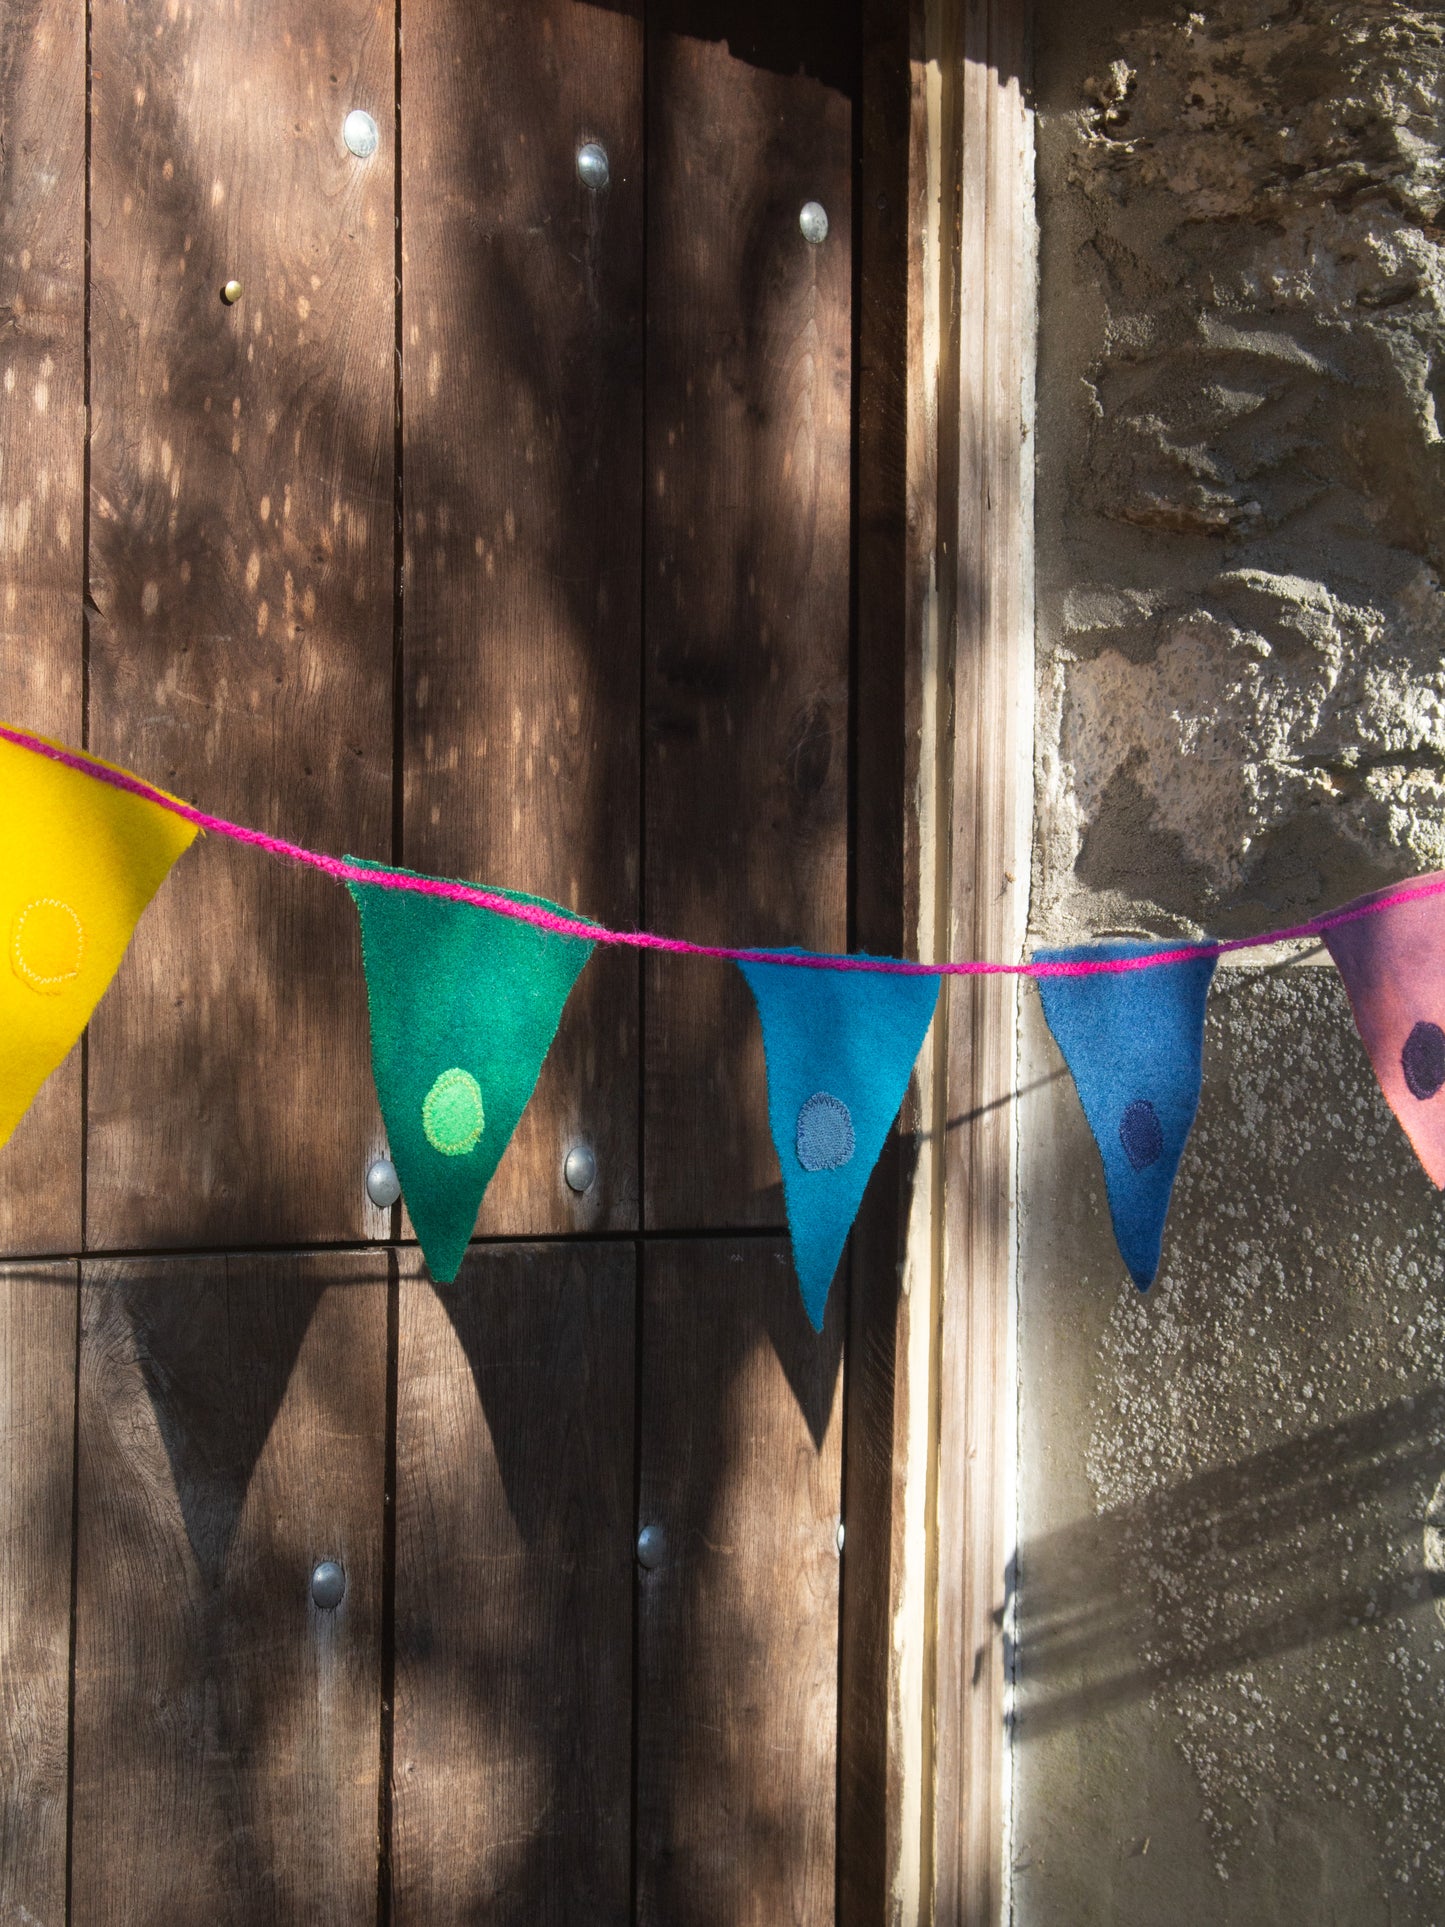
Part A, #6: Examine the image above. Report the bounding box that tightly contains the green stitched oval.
[421,1067,485,1156]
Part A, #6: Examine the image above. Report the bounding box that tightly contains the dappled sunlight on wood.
[86,0,395,1249]
[392,1247,633,1917]
[637,1240,842,1923]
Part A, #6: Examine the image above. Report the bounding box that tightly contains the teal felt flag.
[347,859,595,1282]
[738,954,940,1330]
[1035,942,1216,1289]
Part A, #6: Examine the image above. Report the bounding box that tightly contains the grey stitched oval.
[796,1092,855,1172]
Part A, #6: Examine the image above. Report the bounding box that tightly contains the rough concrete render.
[1017,0,1445,1917]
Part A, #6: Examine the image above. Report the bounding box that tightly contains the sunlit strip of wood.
[839,2,947,1920]
[932,1,1036,1921]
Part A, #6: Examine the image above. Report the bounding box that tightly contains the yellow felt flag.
[0,730,197,1147]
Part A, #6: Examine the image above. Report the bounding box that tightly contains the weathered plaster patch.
[1052,575,1445,905]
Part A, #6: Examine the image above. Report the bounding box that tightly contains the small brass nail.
[221,279,243,305]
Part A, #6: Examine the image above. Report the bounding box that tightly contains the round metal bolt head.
[576,141,610,191]
[311,1560,346,1610]
[366,1156,401,1209]
[564,1143,597,1195]
[636,1524,665,1570]
[221,279,243,305]
[343,109,379,158]
[799,200,829,244]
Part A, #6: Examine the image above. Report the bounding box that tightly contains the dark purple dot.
[1119,1099,1163,1172]
[1401,1021,1445,1101]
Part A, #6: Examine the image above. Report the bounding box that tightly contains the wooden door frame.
[0,0,1031,1911]
[845,1,1034,1920]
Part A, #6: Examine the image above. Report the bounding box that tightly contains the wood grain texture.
[85,0,396,1250]
[0,0,85,1254]
[71,1251,387,1925]
[400,0,643,1241]
[636,1238,844,1926]
[391,1243,634,1923]
[0,1261,76,1923]
[643,9,855,1230]
[840,1,937,1917]
[932,1,1035,1919]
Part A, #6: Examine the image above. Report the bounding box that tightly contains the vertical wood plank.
[840,0,938,1917]
[71,1251,387,1925]
[0,0,85,1253]
[933,0,1035,1919]
[391,1243,634,1923]
[644,12,855,1229]
[401,0,644,1239]
[636,1238,844,1926]
[0,1261,76,1923]
[86,0,396,1249]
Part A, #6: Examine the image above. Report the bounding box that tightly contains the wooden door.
[0,1,924,1919]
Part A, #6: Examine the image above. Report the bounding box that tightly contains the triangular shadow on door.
[420,1244,635,1549]
[116,1261,327,1591]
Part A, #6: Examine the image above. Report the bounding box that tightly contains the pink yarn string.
[4,720,1441,978]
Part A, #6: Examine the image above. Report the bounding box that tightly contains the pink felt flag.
[1324,870,1445,1186]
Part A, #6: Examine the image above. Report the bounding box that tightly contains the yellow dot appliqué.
[11,898,84,995]
[422,1067,485,1156]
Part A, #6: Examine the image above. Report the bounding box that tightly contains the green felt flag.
[347,859,596,1282]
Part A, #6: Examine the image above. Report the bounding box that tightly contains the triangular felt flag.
[0,729,197,1146]
[738,954,939,1330]
[1322,871,1445,1187]
[347,859,595,1282]
[1035,941,1217,1290]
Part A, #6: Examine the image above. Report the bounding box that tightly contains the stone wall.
[1017,1,1445,1917]
[1034,0,1445,940]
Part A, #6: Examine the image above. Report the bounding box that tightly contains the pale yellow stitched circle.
[11,898,84,996]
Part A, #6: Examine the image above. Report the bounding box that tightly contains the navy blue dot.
[796,1092,855,1172]
[1401,1021,1445,1101]
[1119,1099,1163,1172]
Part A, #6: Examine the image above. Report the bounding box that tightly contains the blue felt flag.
[1035,941,1216,1289]
[738,955,940,1330]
